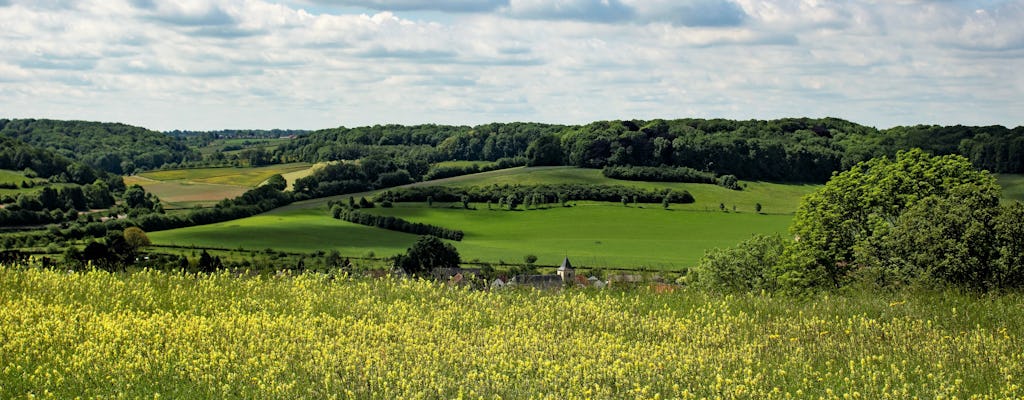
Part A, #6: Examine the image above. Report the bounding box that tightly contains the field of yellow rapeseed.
[1,266,1022,399]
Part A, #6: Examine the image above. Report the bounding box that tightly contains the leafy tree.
[265,174,287,191]
[525,135,563,166]
[393,235,461,277]
[994,203,1024,288]
[755,203,762,213]
[524,254,538,265]
[693,234,787,292]
[785,149,1000,289]
[662,196,670,209]
[123,227,151,251]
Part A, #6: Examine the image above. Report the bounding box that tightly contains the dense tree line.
[0,119,199,174]
[0,184,117,226]
[602,165,717,184]
[376,184,695,205]
[331,204,464,241]
[0,136,102,184]
[423,157,527,181]
[272,118,1022,184]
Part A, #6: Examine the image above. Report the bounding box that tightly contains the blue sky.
[0,0,1021,131]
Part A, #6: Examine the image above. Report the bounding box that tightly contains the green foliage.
[0,119,198,174]
[393,235,461,276]
[602,165,717,184]
[717,174,740,190]
[786,149,1013,290]
[264,174,287,191]
[378,183,694,205]
[693,234,787,292]
[331,205,464,241]
[525,135,564,166]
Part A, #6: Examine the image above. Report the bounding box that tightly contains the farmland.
[125,163,312,209]
[149,167,812,269]
[2,267,1021,399]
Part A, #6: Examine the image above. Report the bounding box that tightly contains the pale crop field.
[138,163,311,187]
[1,267,1021,399]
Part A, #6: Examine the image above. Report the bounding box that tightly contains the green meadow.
[149,202,791,270]
[150,167,807,270]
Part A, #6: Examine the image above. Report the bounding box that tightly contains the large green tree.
[785,149,1001,289]
[524,135,563,166]
[393,235,461,277]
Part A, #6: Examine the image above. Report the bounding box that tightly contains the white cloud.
[0,0,1020,130]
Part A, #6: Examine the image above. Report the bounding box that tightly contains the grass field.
[151,202,792,269]
[286,166,820,215]
[3,267,1022,399]
[997,174,1024,203]
[149,207,415,259]
[151,166,806,269]
[371,203,791,268]
[413,166,817,214]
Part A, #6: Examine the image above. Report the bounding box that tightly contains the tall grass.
[2,266,1021,399]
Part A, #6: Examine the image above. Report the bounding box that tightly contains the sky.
[0,0,1021,131]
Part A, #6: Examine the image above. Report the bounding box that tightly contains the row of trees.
[422,157,527,181]
[694,149,1024,292]
[270,118,1022,184]
[376,184,695,205]
[330,204,464,241]
[601,165,741,190]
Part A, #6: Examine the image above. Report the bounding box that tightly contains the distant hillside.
[0,119,199,174]
[271,118,1024,183]
[0,135,101,184]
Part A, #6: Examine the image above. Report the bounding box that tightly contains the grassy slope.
[367,203,792,268]
[151,167,809,269]
[149,207,416,258]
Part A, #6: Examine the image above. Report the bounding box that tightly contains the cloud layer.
[0,0,1021,130]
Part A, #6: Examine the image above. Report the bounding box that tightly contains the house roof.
[557,257,573,271]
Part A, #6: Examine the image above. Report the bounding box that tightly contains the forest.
[272,118,1024,184]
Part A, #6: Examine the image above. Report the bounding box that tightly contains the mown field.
[2,267,1021,399]
[126,163,312,209]
[151,167,811,269]
[139,163,311,187]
